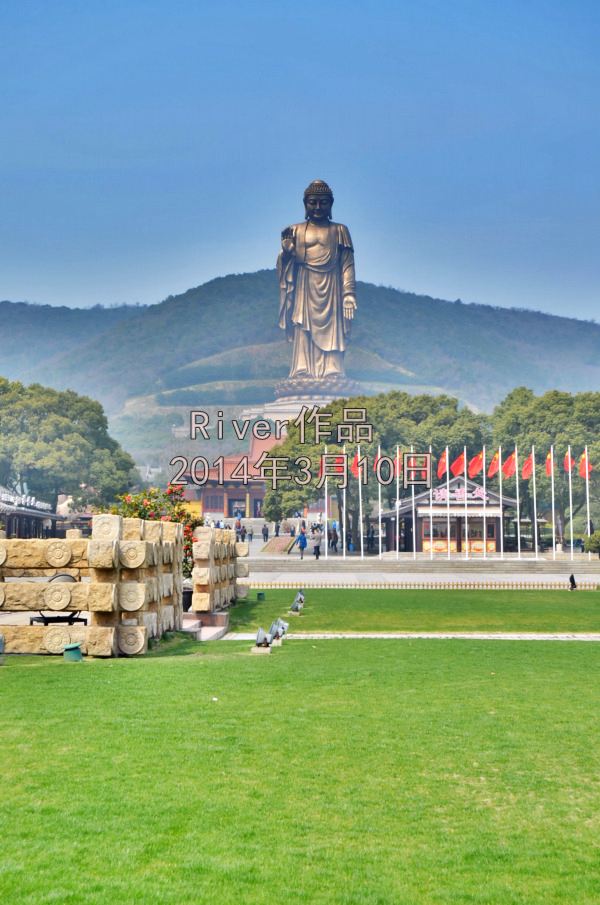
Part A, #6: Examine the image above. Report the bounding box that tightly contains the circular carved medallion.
[43,585,72,611]
[46,541,72,567]
[119,542,145,569]
[45,626,72,654]
[119,585,144,612]
[118,627,145,655]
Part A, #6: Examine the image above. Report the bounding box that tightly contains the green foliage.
[490,387,600,537]
[109,484,202,577]
[0,376,137,508]
[585,531,600,557]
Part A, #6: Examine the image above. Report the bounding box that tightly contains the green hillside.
[3,270,600,463]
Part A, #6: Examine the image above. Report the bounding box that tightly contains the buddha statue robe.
[277,220,356,379]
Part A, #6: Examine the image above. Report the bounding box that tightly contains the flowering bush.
[110,485,202,577]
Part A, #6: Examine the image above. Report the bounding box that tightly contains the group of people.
[233,519,253,543]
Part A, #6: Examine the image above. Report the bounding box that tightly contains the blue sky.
[1,0,599,316]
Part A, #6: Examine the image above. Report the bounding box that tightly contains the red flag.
[373,450,381,472]
[468,450,484,479]
[564,450,574,472]
[521,452,534,480]
[579,451,593,478]
[437,449,448,480]
[450,451,465,477]
[545,451,553,477]
[317,455,323,479]
[502,450,516,478]
[394,450,402,477]
[487,450,500,478]
[334,455,345,474]
[351,452,359,478]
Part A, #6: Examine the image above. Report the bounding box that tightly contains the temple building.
[0,486,62,538]
[182,434,283,521]
[380,476,518,554]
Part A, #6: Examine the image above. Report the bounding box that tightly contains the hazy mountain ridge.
[2,271,600,461]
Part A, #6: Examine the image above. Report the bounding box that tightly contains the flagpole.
[531,445,538,560]
[446,445,451,559]
[499,446,504,560]
[378,443,382,560]
[342,444,347,560]
[483,446,487,559]
[324,444,328,561]
[429,444,434,560]
[463,445,469,559]
[585,445,591,561]
[358,443,364,561]
[395,445,400,560]
[568,444,574,562]
[515,444,521,559]
[550,446,556,561]
[410,444,416,560]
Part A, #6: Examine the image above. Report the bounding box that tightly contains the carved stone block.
[117,625,148,656]
[118,582,148,612]
[118,541,153,569]
[92,514,123,541]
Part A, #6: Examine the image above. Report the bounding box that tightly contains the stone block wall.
[191,527,249,612]
[0,514,183,657]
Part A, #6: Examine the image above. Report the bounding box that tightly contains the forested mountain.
[2,270,600,461]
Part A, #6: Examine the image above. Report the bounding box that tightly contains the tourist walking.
[262,524,269,543]
[312,527,322,560]
[296,529,308,560]
[331,527,338,554]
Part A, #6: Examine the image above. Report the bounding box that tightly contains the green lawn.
[1,639,600,904]
[229,588,600,633]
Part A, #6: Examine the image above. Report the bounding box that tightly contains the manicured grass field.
[1,639,600,904]
[229,588,600,633]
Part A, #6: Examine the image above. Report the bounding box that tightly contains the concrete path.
[226,631,600,642]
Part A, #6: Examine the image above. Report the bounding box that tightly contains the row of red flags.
[437,449,593,481]
[320,449,594,481]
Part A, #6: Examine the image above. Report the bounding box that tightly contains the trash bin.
[257,592,265,601]
[63,642,83,662]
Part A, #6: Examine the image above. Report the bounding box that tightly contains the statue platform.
[241,376,361,424]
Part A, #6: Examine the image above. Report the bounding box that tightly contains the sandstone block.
[123,517,145,540]
[88,540,119,569]
[236,561,250,578]
[235,542,249,557]
[144,521,163,543]
[192,591,212,612]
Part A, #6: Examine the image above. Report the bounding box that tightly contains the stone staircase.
[252,556,600,574]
